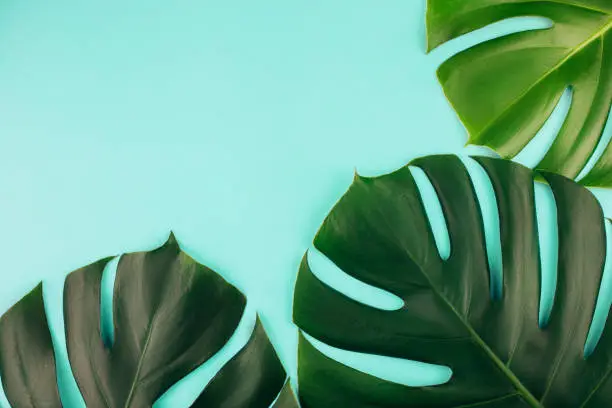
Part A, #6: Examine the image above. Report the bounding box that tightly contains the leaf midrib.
[470,17,612,144]
[123,315,158,408]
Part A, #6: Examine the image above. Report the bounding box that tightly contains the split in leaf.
[0,234,297,408]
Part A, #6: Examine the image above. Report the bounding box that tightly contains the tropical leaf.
[0,234,297,408]
[426,0,612,186]
[294,155,612,407]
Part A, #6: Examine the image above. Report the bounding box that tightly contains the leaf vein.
[452,392,521,408]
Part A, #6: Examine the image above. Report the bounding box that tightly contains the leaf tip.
[22,282,45,306]
[165,231,179,247]
[300,251,310,269]
[353,168,369,183]
[425,39,436,54]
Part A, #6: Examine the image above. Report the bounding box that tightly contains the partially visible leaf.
[0,284,61,407]
[192,318,296,408]
[0,234,297,408]
[294,155,612,407]
[427,0,612,186]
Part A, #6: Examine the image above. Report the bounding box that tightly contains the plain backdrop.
[0,0,611,406]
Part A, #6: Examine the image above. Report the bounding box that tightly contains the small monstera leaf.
[426,1,612,186]
[0,234,297,408]
[294,155,612,407]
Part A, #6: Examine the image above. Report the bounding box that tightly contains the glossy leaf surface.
[0,234,297,408]
[294,155,612,407]
[427,1,612,186]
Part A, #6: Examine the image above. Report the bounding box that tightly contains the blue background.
[0,0,611,406]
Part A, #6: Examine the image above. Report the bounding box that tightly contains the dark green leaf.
[294,155,612,407]
[192,318,293,408]
[427,0,612,186]
[0,284,62,407]
[0,234,297,408]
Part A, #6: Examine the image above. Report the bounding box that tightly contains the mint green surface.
[0,0,611,406]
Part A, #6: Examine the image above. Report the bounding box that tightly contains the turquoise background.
[0,0,611,406]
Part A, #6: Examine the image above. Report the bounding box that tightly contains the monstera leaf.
[294,155,612,407]
[426,1,612,186]
[0,234,297,408]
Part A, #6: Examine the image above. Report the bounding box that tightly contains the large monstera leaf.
[0,234,297,408]
[426,0,612,186]
[294,155,612,407]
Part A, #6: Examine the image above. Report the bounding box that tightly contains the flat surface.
[0,0,611,406]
